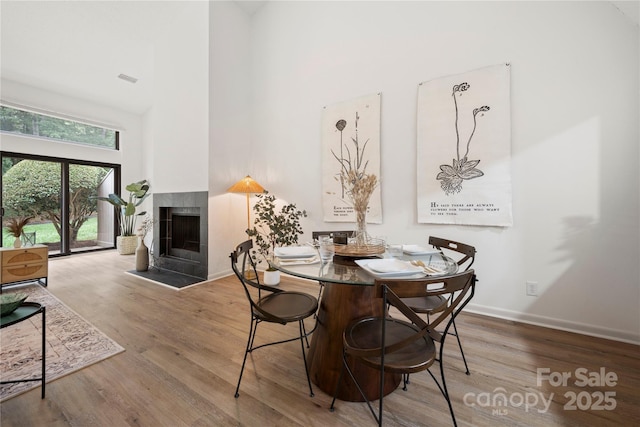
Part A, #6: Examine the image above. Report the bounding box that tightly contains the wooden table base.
[307,281,400,401]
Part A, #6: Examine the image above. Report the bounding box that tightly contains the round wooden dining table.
[272,250,458,402]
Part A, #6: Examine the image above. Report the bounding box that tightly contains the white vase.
[13,237,22,248]
[263,269,280,286]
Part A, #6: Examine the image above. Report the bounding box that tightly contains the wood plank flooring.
[1,250,638,426]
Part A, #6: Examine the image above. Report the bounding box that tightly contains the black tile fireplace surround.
[153,191,208,280]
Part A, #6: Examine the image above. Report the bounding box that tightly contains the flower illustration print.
[436,82,490,195]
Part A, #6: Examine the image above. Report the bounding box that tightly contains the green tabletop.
[1,302,43,328]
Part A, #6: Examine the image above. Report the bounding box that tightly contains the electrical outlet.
[526,281,538,296]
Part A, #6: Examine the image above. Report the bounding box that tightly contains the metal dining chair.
[329,270,477,426]
[402,236,476,375]
[231,239,318,398]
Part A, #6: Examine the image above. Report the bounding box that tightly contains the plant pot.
[263,269,280,286]
[116,235,137,255]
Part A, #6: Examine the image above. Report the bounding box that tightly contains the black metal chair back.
[429,236,476,271]
[330,270,476,427]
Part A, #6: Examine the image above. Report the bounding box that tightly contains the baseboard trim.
[465,303,640,345]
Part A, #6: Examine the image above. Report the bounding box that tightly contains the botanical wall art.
[417,63,513,226]
[321,93,382,225]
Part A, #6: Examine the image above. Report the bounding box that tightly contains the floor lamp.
[228,175,265,279]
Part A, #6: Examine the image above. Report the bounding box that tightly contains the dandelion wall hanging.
[417,63,513,227]
[436,82,489,195]
[321,93,382,233]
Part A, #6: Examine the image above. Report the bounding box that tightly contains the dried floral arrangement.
[4,216,33,238]
[332,112,378,245]
[137,215,156,238]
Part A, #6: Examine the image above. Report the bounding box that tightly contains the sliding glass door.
[1,152,118,256]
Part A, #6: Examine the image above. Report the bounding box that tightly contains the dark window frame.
[1,150,121,257]
[0,104,120,150]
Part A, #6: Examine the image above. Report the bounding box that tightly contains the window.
[0,105,118,149]
[1,152,119,256]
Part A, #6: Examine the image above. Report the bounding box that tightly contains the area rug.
[0,284,125,401]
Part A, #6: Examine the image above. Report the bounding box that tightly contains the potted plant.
[246,191,307,285]
[3,216,33,248]
[96,179,150,255]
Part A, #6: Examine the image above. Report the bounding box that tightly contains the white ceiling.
[610,0,640,24]
[1,1,637,116]
[0,1,188,115]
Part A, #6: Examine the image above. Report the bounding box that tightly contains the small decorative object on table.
[333,237,386,265]
[22,231,37,247]
[263,269,280,286]
[1,293,28,317]
[3,216,34,249]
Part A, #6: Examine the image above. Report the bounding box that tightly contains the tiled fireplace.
[153,191,208,280]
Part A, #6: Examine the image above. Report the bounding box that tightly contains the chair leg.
[301,319,311,348]
[329,358,345,411]
[427,331,458,426]
[427,367,457,427]
[234,317,257,398]
[402,373,410,390]
[450,319,470,375]
[440,357,458,427]
[330,352,382,425]
[298,320,314,397]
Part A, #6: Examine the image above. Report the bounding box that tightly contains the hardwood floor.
[1,250,638,426]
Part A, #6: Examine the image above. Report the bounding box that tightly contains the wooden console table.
[0,245,48,289]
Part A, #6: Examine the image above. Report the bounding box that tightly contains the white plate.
[277,256,320,266]
[274,246,317,259]
[402,245,441,255]
[355,259,426,278]
[367,259,417,273]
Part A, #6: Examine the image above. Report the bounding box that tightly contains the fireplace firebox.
[153,191,208,279]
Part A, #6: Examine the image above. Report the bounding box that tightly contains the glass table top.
[271,251,458,285]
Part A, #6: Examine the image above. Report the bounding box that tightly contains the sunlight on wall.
[523,116,600,303]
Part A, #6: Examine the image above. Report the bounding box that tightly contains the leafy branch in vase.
[436,82,490,195]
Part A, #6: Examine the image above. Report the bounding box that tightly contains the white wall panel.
[246,0,639,342]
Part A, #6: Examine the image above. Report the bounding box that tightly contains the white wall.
[147,1,209,194]
[208,1,255,276]
[241,1,639,342]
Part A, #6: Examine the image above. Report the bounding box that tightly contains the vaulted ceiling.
[1,1,636,116]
